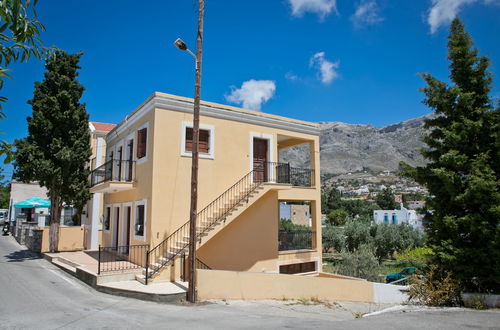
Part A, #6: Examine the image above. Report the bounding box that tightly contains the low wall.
[40,226,84,252]
[197,269,375,302]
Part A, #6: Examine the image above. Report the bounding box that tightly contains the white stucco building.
[373,203,423,230]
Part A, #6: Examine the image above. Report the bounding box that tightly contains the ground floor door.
[113,206,120,249]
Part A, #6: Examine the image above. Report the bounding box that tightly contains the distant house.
[373,204,423,230]
[407,200,425,210]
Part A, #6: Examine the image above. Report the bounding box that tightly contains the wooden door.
[114,207,120,249]
[253,138,268,182]
[125,206,131,254]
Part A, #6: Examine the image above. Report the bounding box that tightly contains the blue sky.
[1,0,500,156]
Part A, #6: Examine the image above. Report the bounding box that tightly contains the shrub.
[279,219,309,231]
[337,245,380,282]
[327,209,348,226]
[322,225,344,253]
[408,265,462,306]
[372,224,425,261]
[463,295,487,310]
[343,219,372,252]
[394,247,434,269]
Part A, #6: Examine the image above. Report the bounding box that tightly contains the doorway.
[113,206,120,249]
[253,137,268,182]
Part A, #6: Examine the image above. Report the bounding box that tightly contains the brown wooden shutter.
[199,129,209,153]
[185,127,193,152]
[137,128,147,158]
[185,127,210,154]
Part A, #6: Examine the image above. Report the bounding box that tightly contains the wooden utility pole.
[187,0,204,304]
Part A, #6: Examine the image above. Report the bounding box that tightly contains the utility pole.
[187,0,204,303]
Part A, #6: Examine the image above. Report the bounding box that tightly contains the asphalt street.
[0,235,498,329]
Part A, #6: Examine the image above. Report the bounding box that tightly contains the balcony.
[255,162,315,187]
[90,159,135,193]
[278,230,316,251]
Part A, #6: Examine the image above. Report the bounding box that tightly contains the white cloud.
[288,0,337,18]
[285,71,299,81]
[310,52,339,84]
[225,80,276,111]
[427,0,498,33]
[351,1,384,28]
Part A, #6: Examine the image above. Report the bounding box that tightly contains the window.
[279,262,316,274]
[104,207,111,230]
[392,214,397,224]
[185,127,210,153]
[384,214,389,224]
[181,122,214,159]
[135,203,145,237]
[137,127,147,159]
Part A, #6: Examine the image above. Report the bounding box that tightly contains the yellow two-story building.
[89,92,322,284]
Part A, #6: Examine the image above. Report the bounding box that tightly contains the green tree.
[375,188,397,210]
[401,19,500,292]
[0,0,48,118]
[322,225,345,253]
[13,51,91,252]
[327,209,348,226]
[0,168,10,208]
[338,244,380,281]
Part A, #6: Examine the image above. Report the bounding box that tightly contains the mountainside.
[281,114,433,174]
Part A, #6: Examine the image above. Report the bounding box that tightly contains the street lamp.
[173,0,204,304]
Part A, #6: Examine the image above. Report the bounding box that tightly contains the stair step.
[149,262,162,269]
[142,268,154,276]
[135,274,147,285]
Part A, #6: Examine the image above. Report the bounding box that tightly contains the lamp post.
[173,0,204,304]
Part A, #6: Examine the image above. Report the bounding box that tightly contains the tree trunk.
[49,193,61,253]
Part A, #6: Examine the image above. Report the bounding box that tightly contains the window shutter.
[185,127,210,154]
[137,128,147,158]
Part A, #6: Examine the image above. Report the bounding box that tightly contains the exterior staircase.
[136,168,282,284]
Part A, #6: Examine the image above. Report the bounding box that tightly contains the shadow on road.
[4,248,42,262]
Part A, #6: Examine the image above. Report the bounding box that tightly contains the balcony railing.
[90,159,135,187]
[278,230,315,251]
[259,162,315,187]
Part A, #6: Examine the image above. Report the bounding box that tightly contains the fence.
[97,244,149,274]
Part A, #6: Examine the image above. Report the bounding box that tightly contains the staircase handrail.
[146,168,262,281]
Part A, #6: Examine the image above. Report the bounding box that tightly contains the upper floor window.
[181,122,215,159]
[185,127,210,154]
[137,127,147,159]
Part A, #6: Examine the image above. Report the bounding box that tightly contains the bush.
[279,219,309,231]
[343,219,372,252]
[408,265,462,306]
[463,295,487,310]
[372,224,425,261]
[394,246,434,269]
[322,225,344,253]
[327,209,348,226]
[337,245,380,281]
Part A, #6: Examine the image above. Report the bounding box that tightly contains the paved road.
[0,235,499,330]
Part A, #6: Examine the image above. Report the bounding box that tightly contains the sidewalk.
[43,250,188,302]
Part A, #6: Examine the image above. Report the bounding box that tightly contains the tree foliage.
[13,51,90,252]
[375,188,397,210]
[400,19,500,292]
[0,0,48,118]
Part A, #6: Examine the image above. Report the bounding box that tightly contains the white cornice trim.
[107,94,319,144]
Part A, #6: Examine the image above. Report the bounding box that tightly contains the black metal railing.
[90,159,135,186]
[180,254,211,282]
[266,162,315,187]
[97,244,149,274]
[278,230,315,251]
[145,169,262,284]
[143,163,315,283]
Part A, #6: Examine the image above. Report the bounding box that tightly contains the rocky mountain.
[281,114,433,174]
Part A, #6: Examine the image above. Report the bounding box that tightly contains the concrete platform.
[43,250,187,303]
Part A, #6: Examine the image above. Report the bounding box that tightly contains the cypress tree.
[14,51,91,252]
[401,19,500,292]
